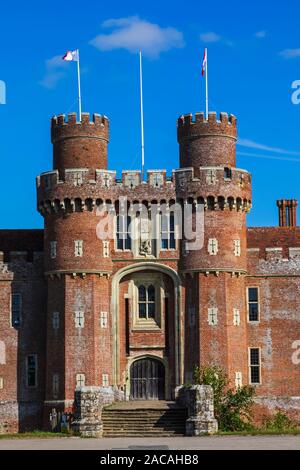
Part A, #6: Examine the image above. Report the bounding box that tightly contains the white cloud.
[238,138,300,156]
[200,32,221,43]
[254,30,267,38]
[200,31,233,46]
[238,151,300,163]
[279,48,300,59]
[90,16,184,58]
[39,55,68,89]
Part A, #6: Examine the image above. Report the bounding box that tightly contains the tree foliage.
[194,365,255,431]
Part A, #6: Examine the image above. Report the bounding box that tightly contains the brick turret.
[39,111,113,426]
[178,111,251,389]
[177,112,237,173]
[51,112,109,175]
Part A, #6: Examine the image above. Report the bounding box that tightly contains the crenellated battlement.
[247,245,300,275]
[37,166,251,194]
[51,112,109,143]
[177,112,237,141]
[36,166,252,216]
[0,250,43,282]
[51,111,110,172]
[37,169,172,190]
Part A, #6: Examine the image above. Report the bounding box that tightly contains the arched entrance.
[111,262,183,388]
[130,357,165,400]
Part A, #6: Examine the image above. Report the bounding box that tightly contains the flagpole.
[205,48,208,119]
[139,51,145,180]
[77,49,82,121]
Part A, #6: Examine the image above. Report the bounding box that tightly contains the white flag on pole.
[62,50,79,62]
[62,49,82,120]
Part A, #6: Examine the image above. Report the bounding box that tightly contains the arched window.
[138,285,156,319]
[116,215,132,250]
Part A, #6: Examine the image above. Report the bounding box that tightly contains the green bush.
[193,365,255,431]
[263,411,297,431]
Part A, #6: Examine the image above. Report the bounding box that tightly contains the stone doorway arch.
[130,356,165,400]
[111,262,183,390]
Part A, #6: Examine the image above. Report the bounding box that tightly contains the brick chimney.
[277,199,298,227]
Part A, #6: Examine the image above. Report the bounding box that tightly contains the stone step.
[102,416,186,420]
[103,410,187,414]
[105,401,180,409]
[102,406,187,437]
[103,422,185,426]
[103,410,185,414]
[103,427,185,431]
[103,429,186,434]
[103,424,186,428]
[103,412,186,414]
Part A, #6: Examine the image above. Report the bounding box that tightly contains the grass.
[0,430,71,439]
[218,428,300,436]
[1,427,300,439]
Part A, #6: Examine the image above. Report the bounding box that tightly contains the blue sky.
[1,0,300,228]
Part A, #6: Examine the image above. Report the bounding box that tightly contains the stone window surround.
[233,308,241,326]
[114,211,178,257]
[74,240,83,257]
[76,373,86,388]
[75,309,85,328]
[160,211,177,251]
[234,239,241,257]
[235,371,243,388]
[0,341,5,365]
[208,238,218,256]
[248,347,261,385]
[103,240,110,258]
[207,307,218,325]
[102,373,109,387]
[0,377,3,389]
[115,214,132,252]
[127,273,165,331]
[100,311,108,329]
[247,286,260,323]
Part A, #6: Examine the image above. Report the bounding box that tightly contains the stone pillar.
[72,386,103,438]
[176,385,218,436]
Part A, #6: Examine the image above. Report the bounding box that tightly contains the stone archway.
[111,262,183,390]
[130,356,165,400]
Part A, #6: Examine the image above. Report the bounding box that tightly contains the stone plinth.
[176,385,218,436]
[71,386,103,438]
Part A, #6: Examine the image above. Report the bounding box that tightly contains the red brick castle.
[0,110,300,433]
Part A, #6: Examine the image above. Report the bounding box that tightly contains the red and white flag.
[202,48,207,77]
[62,50,79,62]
